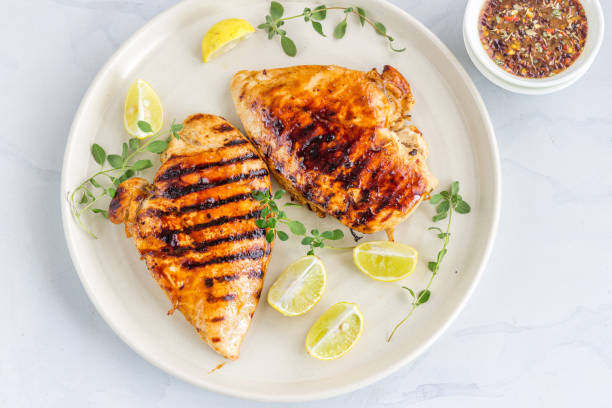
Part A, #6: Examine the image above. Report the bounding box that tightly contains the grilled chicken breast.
[231,65,437,238]
[109,114,271,360]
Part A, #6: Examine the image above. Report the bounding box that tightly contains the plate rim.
[60,0,502,402]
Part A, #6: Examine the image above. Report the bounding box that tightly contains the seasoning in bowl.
[479,0,588,78]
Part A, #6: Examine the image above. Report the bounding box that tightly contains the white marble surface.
[1,0,611,406]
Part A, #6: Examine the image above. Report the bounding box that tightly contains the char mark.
[155,229,265,256]
[183,246,270,269]
[215,124,234,132]
[161,168,269,199]
[224,138,248,147]
[207,294,236,303]
[211,337,221,342]
[158,210,262,244]
[156,152,257,182]
[210,316,225,322]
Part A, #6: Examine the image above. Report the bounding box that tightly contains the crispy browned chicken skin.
[109,114,271,360]
[231,65,437,237]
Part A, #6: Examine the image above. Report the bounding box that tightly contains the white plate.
[60,0,501,402]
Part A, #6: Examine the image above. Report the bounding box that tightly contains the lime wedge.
[267,255,326,316]
[124,79,163,139]
[201,18,255,63]
[305,302,363,360]
[353,241,418,281]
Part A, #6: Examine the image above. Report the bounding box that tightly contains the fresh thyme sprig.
[258,1,405,57]
[252,189,344,255]
[69,120,183,238]
[387,181,471,341]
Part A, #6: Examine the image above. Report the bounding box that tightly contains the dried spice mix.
[479,0,588,78]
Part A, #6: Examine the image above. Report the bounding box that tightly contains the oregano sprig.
[387,181,471,341]
[69,120,183,238]
[258,2,405,57]
[252,189,344,255]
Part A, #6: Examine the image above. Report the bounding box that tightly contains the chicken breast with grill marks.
[230,65,437,238]
[109,113,271,360]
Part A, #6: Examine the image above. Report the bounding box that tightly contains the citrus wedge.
[267,255,326,316]
[353,241,418,282]
[201,18,255,63]
[124,79,163,139]
[306,302,363,360]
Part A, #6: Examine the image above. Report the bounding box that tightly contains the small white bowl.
[463,0,604,92]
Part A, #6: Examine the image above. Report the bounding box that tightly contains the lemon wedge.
[353,241,418,282]
[306,302,363,360]
[267,255,326,316]
[124,79,164,139]
[201,18,255,63]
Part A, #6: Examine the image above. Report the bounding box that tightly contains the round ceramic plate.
[61,0,501,402]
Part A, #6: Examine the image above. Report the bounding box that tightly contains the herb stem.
[387,197,455,342]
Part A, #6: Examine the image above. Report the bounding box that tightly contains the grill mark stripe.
[156,152,258,182]
[143,189,267,218]
[157,210,262,243]
[154,229,265,256]
[224,138,248,146]
[183,246,270,269]
[161,168,269,199]
[207,294,236,303]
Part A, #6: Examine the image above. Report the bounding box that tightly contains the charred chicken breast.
[109,114,271,360]
[230,65,437,238]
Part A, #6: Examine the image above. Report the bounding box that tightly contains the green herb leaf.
[266,229,275,243]
[89,177,101,188]
[277,230,289,241]
[261,207,270,218]
[288,220,306,235]
[390,43,406,52]
[137,120,153,133]
[455,200,471,214]
[437,200,450,214]
[311,5,327,21]
[427,261,437,272]
[416,290,430,305]
[269,200,279,212]
[312,21,325,36]
[256,219,268,228]
[451,181,459,196]
[440,191,450,199]
[91,208,109,218]
[301,236,314,245]
[121,142,128,160]
[303,7,311,21]
[147,140,168,154]
[80,194,88,204]
[429,194,443,204]
[432,212,447,222]
[311,229,319,236]
[171,121,183,140]
[273,189,286,199]
[374,22,387,35]
[270,1,284,20]
[107,154,124,169]
[252,190,266,201]
[132,159,153,171]
[307,248,315,256]
[91,144,106,165]
[331,229,344,240]
[284,202,301,207]
[321,230,333,239]
[268,218,277,228]
[129,138,140,150]
[334,19,348,39]
[401,286,415,299]
[280,35,297,57]
[344,7,353,13]
[356,7,366,26]
[107,187,117,198]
